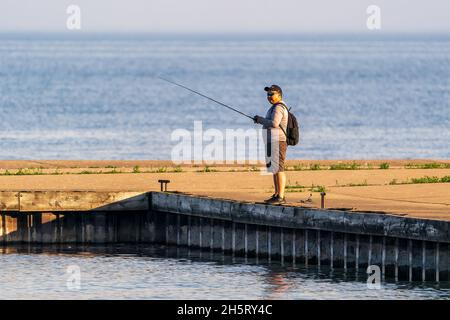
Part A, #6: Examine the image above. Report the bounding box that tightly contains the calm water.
[0,34,449,160]
[0,244,449,300]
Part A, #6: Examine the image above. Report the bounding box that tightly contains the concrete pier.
[1,191,449,281]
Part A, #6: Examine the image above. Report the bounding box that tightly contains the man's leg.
[276,140,287,200]
[277,172,286,199]
[273,174,279,196]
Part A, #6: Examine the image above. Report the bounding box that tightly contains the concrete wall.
[150,193,449,281]
[150,192,450,243]
[0,191,149,212]
[1,191,449,281]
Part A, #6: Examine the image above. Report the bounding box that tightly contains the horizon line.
[1,31,450,40]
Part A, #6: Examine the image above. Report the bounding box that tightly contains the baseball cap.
[264,84,282,96]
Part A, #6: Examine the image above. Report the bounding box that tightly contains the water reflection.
[265,270,295,300]
[0,244,449,300]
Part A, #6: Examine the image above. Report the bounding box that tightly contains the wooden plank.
[18,191,149,212]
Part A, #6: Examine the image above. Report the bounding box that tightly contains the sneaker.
[266,196,286,205]
[264,194,278,203]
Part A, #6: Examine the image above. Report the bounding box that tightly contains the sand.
[0,160,449,221]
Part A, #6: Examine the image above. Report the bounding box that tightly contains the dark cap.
[264,84,282,96]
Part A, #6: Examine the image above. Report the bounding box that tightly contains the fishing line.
[158,77,253,120]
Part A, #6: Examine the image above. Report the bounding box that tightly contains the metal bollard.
[320,192,326,209]
[158,179,170,192]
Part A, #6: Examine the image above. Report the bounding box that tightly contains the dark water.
[1,244,449,300]
[0,34,449,160]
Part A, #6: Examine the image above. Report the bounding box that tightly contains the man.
[253,84,289,204]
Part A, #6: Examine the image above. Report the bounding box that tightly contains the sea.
[1,244,449,300]
[0,33,449,300]
[0,33,449,160]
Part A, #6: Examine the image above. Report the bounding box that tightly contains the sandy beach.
[1,159,449,221]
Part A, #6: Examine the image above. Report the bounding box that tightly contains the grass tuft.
[411,176,441,184]
[173,166,183,173]
[379,162,390,169]
[389,176,450,185]
[346,180,368,187]
[155,167,167,173]
[329,162,360,170]
[405,162,450,169]
[286,181,305,192]
[309,184,326,193]
[197,166,217,173]
[132,165,141,173]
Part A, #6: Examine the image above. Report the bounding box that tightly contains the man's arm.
[254,105,283,128]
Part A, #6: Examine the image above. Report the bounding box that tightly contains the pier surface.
[1,159,449,281]
[0,159,449,220]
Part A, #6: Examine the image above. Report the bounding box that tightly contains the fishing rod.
[158,77,254,120]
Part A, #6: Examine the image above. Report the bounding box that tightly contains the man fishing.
[160,78,294,204]
[253,85,289,204]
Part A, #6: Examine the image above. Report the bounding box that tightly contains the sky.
[1,0,450,33]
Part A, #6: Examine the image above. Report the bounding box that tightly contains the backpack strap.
[277,101,291,112]
[274,102,289,139]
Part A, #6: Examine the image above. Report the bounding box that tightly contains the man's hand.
[253,115,264,124]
